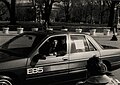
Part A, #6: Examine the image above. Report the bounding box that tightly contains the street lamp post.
[117,7,120,29]
[117,8,120,24]
[111,7,118,41]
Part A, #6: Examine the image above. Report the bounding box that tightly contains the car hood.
[0,50,27,70]
[0,51,23,63]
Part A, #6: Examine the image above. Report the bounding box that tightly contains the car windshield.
[0,33,46,57]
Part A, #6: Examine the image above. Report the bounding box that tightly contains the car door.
[26,35,69,84]
[68,34,101,80]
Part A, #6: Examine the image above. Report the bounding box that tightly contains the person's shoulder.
[85,75,119,85]
[86,75,111,84]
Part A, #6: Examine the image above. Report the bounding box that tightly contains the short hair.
[86,56,107,76]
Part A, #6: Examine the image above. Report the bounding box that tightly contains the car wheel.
[0,79,13,85]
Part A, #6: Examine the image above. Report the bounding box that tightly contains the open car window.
[39,35,67,57]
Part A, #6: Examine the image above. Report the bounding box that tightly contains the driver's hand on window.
[49,52,57,56]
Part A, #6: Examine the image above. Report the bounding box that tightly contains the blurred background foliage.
[0,0,120,27]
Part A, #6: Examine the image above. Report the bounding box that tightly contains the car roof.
[23,30,86,36]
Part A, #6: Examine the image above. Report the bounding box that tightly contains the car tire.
[0,79,13,85]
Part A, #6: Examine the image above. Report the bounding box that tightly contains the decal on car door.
[27,67,43,74]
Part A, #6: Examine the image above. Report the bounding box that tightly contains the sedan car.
[0,31,120,85]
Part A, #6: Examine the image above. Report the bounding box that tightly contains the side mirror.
[30,54,46,67]
[33,54,46,60]
[39,54,46,60]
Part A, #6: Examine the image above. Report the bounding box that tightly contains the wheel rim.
[0,79,12,85]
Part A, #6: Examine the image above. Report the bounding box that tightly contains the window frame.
[36,34,68,58]
[85,37,97,51]
[69,34,90,53]
[85,35,101,51]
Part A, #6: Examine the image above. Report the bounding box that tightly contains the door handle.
[62,58,68,61]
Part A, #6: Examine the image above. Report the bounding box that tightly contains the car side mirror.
[33,54,46,60]
[30,54,46,67]
[39,54,46,60]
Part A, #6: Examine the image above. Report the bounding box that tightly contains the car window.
[70,35,89,53]
[39,36,67,57]
[87,40,97,51]
[1,34,46,57]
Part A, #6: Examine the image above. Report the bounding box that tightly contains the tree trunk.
[42,0,54,30]
[10,0,16,25]
[1,0,11,16]
[108,1,116,28]
[64,1,70,22]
